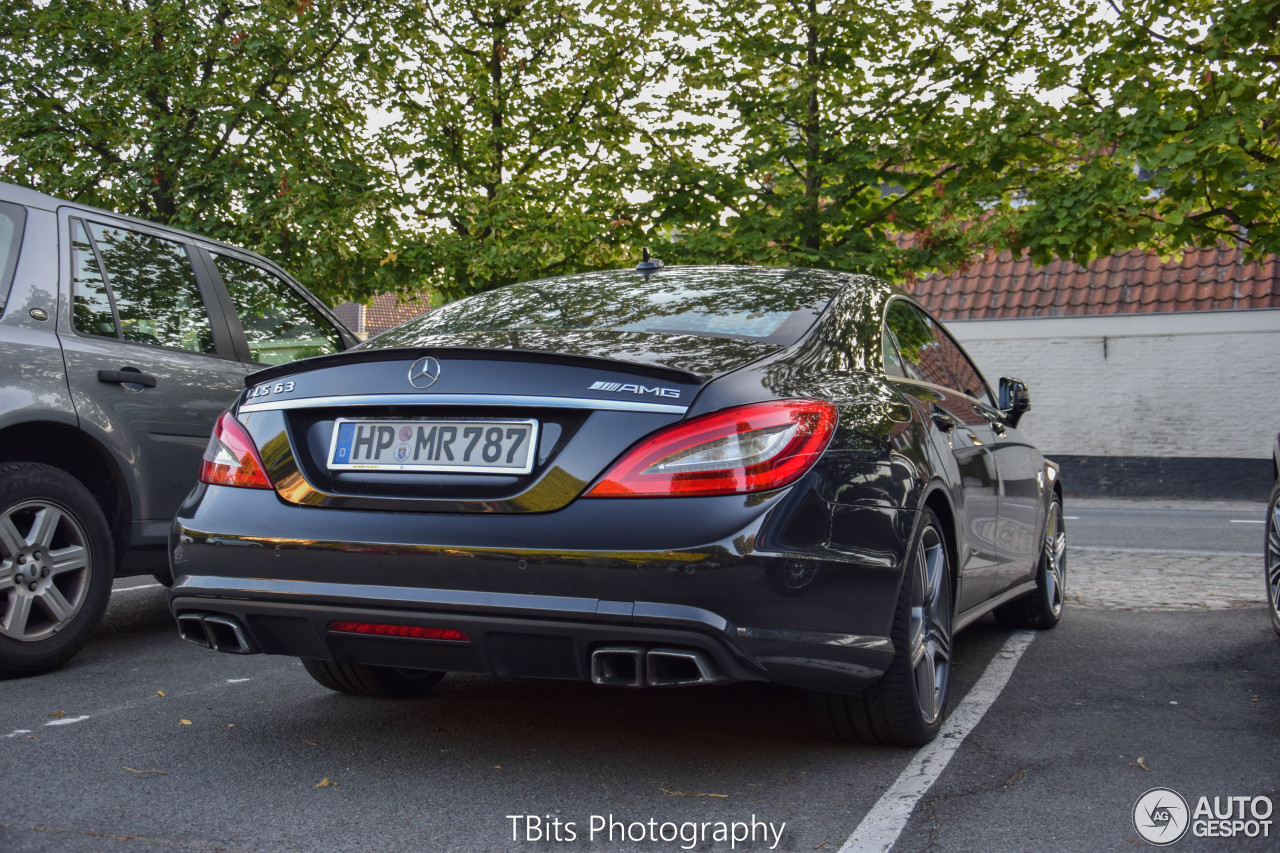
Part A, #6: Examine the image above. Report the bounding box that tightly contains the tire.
[816,508,953,746]
[301,658,446,698]
[0,462,114,677]
[1266,480,1280,638]
[994,493,1066,630]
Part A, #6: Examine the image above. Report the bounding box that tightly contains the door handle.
[930,408,956,432]
[98,369,157,388]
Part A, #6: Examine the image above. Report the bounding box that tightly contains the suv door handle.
[98,369,157,388]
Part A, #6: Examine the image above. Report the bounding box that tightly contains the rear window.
[376,267,840,347]
[0,201,27,312]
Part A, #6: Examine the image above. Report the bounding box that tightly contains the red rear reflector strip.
[328,621,469,642]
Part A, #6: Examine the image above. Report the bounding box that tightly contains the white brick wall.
[947,310,1280,460]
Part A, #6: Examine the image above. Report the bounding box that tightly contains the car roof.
[0,179,261,259]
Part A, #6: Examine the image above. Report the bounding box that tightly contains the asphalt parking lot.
[2,499,1276,852]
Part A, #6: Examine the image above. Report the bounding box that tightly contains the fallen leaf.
[302,740,317,746]
[156,690,165,697]
[180,719,192,726]
[123,767,167,776]
[227,724,235,728]
[47,711,65,719]
[493,765,502,769]
[661,789,728,799]
[316,778,337,788]
[1137,757,1150,772]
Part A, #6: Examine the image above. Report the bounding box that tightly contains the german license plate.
[327,418,538,474]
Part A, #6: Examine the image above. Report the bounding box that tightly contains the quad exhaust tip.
[176,613,257,654]
[591,646,723,688]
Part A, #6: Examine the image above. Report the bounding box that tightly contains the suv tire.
[0,462,114,676]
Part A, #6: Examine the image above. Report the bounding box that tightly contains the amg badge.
[588,380,681,399]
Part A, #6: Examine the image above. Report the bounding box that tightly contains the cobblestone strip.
[1067,548,1265,610]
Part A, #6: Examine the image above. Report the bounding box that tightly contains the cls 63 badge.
[246,381,296,401]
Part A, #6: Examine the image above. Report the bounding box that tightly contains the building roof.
[333,247,1280,336]
[908,245,1280,321]
[333,292,431,337]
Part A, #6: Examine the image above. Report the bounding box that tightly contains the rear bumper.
[168,485,910,692]
[169,575,894,692]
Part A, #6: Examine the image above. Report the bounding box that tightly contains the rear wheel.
[1266,481,1280,637]
[301,658,446,698]
[0,463,113,677]
[816,509,953,746]
[995,493,1066,630]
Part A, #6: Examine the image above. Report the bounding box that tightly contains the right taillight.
[585,399,837,497]
[199,411,273,490]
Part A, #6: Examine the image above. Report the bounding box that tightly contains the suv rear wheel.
[0,462,113,676]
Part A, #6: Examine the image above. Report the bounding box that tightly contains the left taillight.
[585,399,837,498]
[199,411,273,490]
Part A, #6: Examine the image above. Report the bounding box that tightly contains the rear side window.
[213,252,341,365]
[885,300,993,405]
[71,219,217,354]
[0,201,27,312]
[71,220,117,336]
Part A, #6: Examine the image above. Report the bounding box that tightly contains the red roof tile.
[914,246,1280,321]
[332,292,432,336]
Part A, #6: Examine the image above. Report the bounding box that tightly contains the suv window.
[0,201,26,312]
[71,219,216,354]
[213,252,341,365]
[884,300,994,405]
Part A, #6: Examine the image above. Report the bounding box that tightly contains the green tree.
[0,0,402,303]
[639,0,1068,279]
[378,0,674,301]
[971,0,1280,265]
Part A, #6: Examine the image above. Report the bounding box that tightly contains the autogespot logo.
[408,356,442,389]
[1134,788,1191,846]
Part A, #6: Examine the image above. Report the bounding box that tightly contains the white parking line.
[1062,516,1081,520]
[839,630,1037,853]
[1229,519,1264,524]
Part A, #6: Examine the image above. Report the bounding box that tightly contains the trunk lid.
[235,335,776,514]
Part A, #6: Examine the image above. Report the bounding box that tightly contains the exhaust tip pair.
[176,613,257,654]
[591,646,723,688]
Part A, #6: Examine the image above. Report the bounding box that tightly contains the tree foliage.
[639,0,1069,280]
[376,0,673,301]
[0,0,402,303]
[1,0,1275,307]
[970,0,1280,265]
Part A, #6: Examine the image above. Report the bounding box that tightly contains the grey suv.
[0,181,355,676]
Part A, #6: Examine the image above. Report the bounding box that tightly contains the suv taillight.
[585,399,837,498]
[199,412,273,490]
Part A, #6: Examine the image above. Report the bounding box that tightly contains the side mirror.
[999,377,1031,427]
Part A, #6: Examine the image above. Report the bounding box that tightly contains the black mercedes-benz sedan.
[168,264,1065,746]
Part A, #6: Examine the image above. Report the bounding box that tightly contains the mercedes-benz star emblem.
[407,356,442,389]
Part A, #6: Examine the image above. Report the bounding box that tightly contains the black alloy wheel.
[0,462,113,676]
[816,508,953,746]
[995,493,1066,630]
[301,658,447,698]
[1267,481,1280,637]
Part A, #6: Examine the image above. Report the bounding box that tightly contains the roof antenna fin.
[636,247,664,279]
